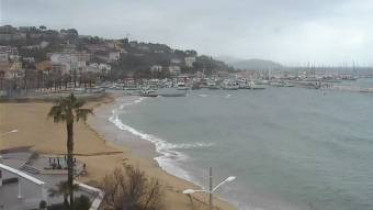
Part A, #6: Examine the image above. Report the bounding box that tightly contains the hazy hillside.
[216,56,283,70]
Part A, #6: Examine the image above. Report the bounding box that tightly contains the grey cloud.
[1,0,372,65]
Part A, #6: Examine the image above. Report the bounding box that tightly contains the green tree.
[74,195,92,210]
[39,25,47,31]
[48,93,93,209]
[101,163,164,210]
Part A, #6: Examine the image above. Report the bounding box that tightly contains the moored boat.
[177,81,190,90]
[249,81,266,90]
[222,79,239,90]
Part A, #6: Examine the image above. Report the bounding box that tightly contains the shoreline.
[0,93,236,210]
[94,96,195,181]
[88,94,237,209]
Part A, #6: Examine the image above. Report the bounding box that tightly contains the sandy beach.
[0,94,236,210]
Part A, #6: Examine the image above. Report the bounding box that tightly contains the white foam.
[108,97,213,182]
[112,97,146,113]
[163,142,214,149]
[134,97,146,104]
[225,94,231,99]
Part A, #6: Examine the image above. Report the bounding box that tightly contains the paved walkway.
[0,152,97,210]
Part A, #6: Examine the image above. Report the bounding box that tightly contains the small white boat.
[138,87,158,97]
[177,81,190,90]
[222,79,239,90]
[270,80,293,87]
[249,81,266,90]
[207,79,219,89]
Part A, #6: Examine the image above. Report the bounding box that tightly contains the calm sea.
[111,79,373,210]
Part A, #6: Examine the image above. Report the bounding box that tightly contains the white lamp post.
[183,167,236,210]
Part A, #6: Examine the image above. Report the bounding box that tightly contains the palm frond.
[48,93,93,123]
[73,98,86,109]
[68,93,77,103]
[48,104,67,123]
[75,108,93,121]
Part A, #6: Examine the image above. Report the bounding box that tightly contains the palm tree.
[48,93,92,209]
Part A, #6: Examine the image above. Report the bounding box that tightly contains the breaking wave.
[108,97,213,182]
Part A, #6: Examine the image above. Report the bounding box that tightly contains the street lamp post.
[183,167,236,210]
[209,167,213,210]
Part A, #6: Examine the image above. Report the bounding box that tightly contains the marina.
[97,74,373,98]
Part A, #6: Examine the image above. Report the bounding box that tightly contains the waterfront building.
[169,65,181,76]
[185,56,196,67]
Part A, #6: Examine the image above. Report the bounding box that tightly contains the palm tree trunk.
[66,121,74,209]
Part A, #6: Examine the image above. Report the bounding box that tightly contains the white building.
[185,56,196,68]
[108,51,120,62]
[171,58,182,65]
[0,46,18,55]
[40,41,49,49]
[48,53,90,74]
[86,63,101,74]
[169,65,181,76]
[85,63,111,75]
[150,65,163,73]
[99,63,111,73]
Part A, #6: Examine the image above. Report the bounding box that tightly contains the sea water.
[110,79,373,210]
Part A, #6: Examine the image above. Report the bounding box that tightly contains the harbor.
[98,72,373,99]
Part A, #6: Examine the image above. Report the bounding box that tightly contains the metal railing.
[0,163,47,202]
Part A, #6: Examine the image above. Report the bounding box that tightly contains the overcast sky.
[1,0,372,66]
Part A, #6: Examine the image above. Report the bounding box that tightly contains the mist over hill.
[216,56,283,70]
